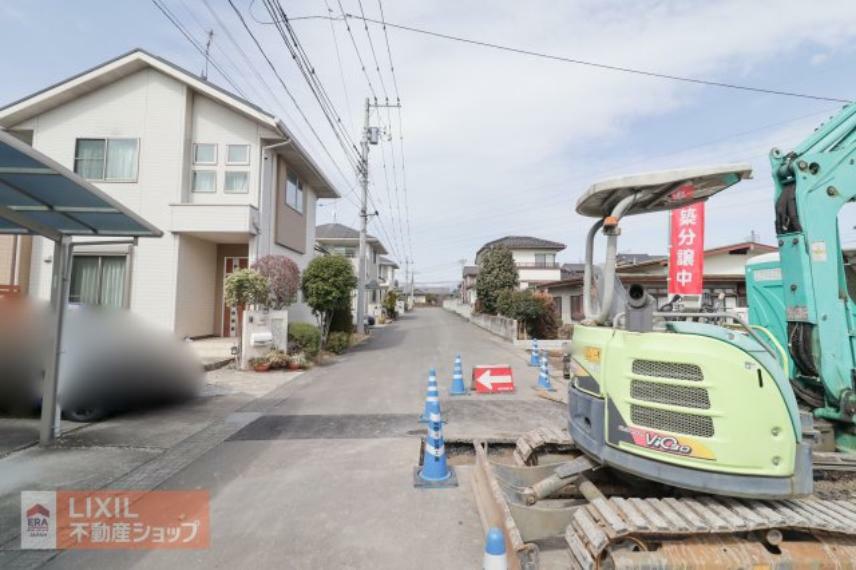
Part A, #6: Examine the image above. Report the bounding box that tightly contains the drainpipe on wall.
[258,138,292,261]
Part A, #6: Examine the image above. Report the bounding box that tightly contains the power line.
[150,0,249,99]
[335,0,378,102]
[323,0,357,134]
[376,0,401,102]
[224,0,362,209]
[356,0,388,101]
[331,12,850,103]
[262,0,362,168]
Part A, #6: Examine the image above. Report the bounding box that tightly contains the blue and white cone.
[419,369,444,423]
[537,350,556,391]
[483,528,508,570]
[413,411,458,488]
[529,338,540,366]
[449,354,468,395]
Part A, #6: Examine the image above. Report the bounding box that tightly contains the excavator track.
[473,428,856,569]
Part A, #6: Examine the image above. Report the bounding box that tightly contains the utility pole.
[201,30,214,80]
[356,97,400,334]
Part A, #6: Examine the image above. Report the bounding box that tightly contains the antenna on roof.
[201,30,214,80]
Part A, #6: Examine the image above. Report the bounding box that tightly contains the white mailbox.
[250,331,273,347]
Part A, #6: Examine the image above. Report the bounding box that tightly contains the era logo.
[26,504,50,535]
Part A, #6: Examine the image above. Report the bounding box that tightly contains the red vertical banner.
[668,200,705,296]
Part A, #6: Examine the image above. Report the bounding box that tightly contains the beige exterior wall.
[274,155,307,253]
[174,235,218,338]
[6,62,326,332]
[22,68,186,331]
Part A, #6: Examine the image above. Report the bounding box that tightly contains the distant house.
[413,286,454,306]
[315,222,393,319]
[541,241,777,324]
[378,256,399,302]
[460,265,478,304]
[475,235,566,290]
[0,49,339,337]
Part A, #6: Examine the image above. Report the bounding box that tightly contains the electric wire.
[225,0,363,210]
[356,0,389,102]
[150,0,249,99]
[341,13,851,104]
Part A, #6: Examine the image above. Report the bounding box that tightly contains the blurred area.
[0,298,203,423]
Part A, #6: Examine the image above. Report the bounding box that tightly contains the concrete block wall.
[442,300,517,342]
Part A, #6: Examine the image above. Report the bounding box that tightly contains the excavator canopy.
[575,163,752,218]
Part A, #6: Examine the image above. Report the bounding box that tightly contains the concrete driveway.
[15,308,567,569]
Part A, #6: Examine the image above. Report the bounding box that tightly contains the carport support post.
[40,236,72,445]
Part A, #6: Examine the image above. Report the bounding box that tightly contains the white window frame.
[192,170,217,193]
[224,170,249,194]
[193,143,218,165]
[226,144,250,165]
[73,137,140,182]
[285,171,304,214]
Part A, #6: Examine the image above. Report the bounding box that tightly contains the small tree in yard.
[497,289,560,339]
[252,255,301,309]
[301,255,358,345]
[224,269,270,309]
[475,246,518,314]
[383,290,399,319]
[224,268,270,340]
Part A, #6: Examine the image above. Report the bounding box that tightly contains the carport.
[0,129,162,445]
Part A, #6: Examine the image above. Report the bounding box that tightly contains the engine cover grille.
[632,359,703,382]
[630,404,714,438]
[630,380,711,410]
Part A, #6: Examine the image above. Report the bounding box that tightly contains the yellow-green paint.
[573,323,798,478]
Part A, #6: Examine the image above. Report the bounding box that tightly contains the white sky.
[2,0,856,284]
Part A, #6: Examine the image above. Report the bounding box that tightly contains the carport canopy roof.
[0,129,162,241]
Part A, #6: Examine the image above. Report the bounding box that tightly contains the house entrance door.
[222,256,249,337]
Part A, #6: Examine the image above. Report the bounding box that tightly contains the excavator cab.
[568,164,814,498]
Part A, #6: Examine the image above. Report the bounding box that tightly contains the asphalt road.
[42,308,566,569]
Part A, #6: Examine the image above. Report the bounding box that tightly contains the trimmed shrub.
[325,331,351,354]
[252,255,300,309]
[329,306,354,333]
[288,322,320,357]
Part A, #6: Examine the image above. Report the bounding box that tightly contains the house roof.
[315,223,388,255]
[617,253,662,266]
[539,241,777,290]
[379,256,399,268]
[476,235,566,257]
[462,265,479,277]
[540,272,747,291]
[0,48,339,199]
[414,286,454,296]
[619,241,776,271]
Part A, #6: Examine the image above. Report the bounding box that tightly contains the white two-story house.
[0,49,339,338]
[474,235,566,289]
[315,223,393,320]
[378,256,398,302]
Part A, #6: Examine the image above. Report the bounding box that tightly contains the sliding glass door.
[69,255,127,308]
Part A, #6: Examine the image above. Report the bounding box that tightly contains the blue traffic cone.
[529,338,540,367]
[537,350,556,391]
[419,369,444,423]
[413,410,458,488]
[449,354,468,395]
[483,528,508,570]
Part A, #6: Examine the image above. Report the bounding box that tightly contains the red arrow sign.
[473,365,515,393]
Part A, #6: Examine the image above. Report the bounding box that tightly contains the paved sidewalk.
[0,366,306,567]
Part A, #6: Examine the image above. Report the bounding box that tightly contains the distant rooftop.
[316,223,388,255]
[462,265,479,277]
[476,235,566,258]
